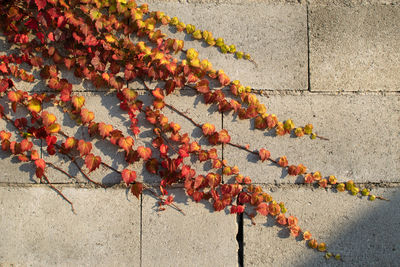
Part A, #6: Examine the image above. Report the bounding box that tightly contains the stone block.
[0,187,141,266]
[243,186,400,266]
[141,188,238,267]
[139,0,308,90]
[223,93,400,184]
[309,1,400,91]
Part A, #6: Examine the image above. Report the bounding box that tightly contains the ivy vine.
[0,0,391,262]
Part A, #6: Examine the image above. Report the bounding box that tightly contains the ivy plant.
[0,0,390,261]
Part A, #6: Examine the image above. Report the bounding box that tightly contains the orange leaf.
[27,99,42,113]
[152,87,164,100]
[189,141,201,152]
[118,136,134,152]
[288,216,298,227]
[122,88,138,102]
[77,140,92,156]
[72,95,85,110]
[46,123,60,134]
[206,173,221,188]
[98,122,113,139]
[34,158,46,170]
[137,146,152,161]
[256,202,269,216]
[20,139,33,152]
[259,148,270,162]
[218,71,230,87]
[85,153,101,172]
[202,123,215,136]
[122,169,137,185]
[218,129,231,144]
[41,111,56,126]
[278,156,288,167]
[7,90,23,102]
[80,108,94,124]
[64,137,77,150]
[0,131,11,141]
[31,149,39,160]
[303,231,312,241]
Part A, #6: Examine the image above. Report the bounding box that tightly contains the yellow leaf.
[27,99,41,113]
[105,34,116,44]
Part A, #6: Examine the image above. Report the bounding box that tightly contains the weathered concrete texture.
[223,93,400,184]
[0,187,141,266]
[141,188,238,267]
[244,186,400,266]
[139,0,308,90]
[309,1,400,91]
[163,90,223,181]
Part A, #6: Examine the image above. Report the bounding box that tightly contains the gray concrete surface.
[244,186,400,266]
[140,0,308,90]
[224,92,400,184]
[309,0,400,91]
[141,188,238,267]
[0,187,141,266]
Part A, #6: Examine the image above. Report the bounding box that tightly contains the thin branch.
[53,144,108,188]
[42,173,76,214]
[142,183,186,216]
[46,161,77,180]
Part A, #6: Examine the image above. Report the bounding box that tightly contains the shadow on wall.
[296,189,400,267]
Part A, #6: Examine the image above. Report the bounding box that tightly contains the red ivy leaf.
[122,169,137,185]
[77,140,92,156]
[137,146,152,161]
[0,63,8,74]
[24,18,39,30]
[35,158,46,171]
[20,139,33,152]
[259,148,271,162]
[118,136,134,152]
[131,182,143,199]
[213,200,224,211]
[80,108,94,124]
[0,79,10,92]
[196,79,210,93]
[218,129,231,144]
[256,202,269,216]
[202,123,215,136]
[98,122,113,139]
[152,87,164,100]
[31,150,39,160]
[36,32,45,44]
[164,80,176,95]
[72,95,85,110]
[85,153,101,172]
[35,0,47,11]
[218,71,230,87]
[206,173,221,188]
[145,158,159,174]
[63,137,77,150]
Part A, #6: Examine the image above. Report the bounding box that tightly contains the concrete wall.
[1,0,399,266]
